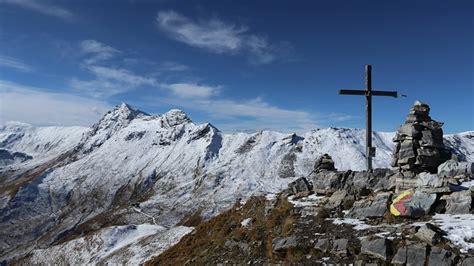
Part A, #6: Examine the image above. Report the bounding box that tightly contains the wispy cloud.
[165,83,220,98]
[68,39,337,132]
[0,0,74,20]
[147,95,318,133]
[0,80,110,126]
[156,10,290,64]
[80,39,120,64]
[0,55,33,72]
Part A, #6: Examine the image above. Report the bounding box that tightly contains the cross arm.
[339,89,365,95]
[371,90,398,97]
[339,89,398,98]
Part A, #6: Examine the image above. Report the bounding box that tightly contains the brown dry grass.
[146,195,296,265]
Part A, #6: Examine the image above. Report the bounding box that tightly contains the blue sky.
[0,0,472,133]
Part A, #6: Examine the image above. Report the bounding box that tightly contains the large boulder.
[390,190,436,218]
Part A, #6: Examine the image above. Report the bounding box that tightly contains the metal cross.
[339,65,401,171]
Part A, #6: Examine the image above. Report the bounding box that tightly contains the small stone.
[406,244,427,266]
[324,190,348,210]
[415,224,442,245]
[360,238,390,261]
[428,246,456,266]
[331,238,348,256]
[314,238,330,253]
[272,236,298,252]
[392,246,407,265]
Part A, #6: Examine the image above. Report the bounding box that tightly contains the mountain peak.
[112,103,149,117]
[88,103,148,137]
[162,109,192,126]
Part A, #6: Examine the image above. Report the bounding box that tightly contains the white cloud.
[0,55,33,72]
[70,78,130,98]
[71,65,160,97]
[166,83,220,98]
[80,40,120,64]
[152,96,319,133]
[0,80,110,126]
[156,10,286,64]
[156,10,245,54]
[0,0,73,20]
[87,66,157,86]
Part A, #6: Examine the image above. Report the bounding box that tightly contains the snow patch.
[241,218,252,228]
[331,218,373,230]
[432,214,474,253]
[288,194,325,207]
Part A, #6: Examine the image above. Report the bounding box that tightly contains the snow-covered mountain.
[0,103,472,263]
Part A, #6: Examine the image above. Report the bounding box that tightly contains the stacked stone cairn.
[314,153,336,171]
[392,101,451,177]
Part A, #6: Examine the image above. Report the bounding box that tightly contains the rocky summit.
[151,158,474,265]
[0,103,473,264]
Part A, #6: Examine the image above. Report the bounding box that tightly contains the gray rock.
[461,257,474,266]
[360,238,390,261]
[324,190,348,209]
[314,153,336,171]
[310,170,344,192]
[420,129,444,149]
[331,238,348,256]
[224,240,250,252]
[406,244,427,266]
[399,140,416,161]
[428,246,456,266]
[417,172,444,187]
[347,192,391,219]
[314,238,330,253]
[417,147,440,157]
[272,236,298,252]
[415,224,443,245]
[287,177,312,195]
[351,170,369,189]
[392,246,407,265]
[398,124,421,137]
[438,160,474,178]
[391,190,436,217]
[441,190,472,214]
[278,152,296,178]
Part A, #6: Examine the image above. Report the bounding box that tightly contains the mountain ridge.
[0,103,473,263]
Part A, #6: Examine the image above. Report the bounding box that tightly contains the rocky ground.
[147,164,474,265]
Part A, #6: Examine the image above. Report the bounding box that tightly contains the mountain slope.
[0,103,472,263]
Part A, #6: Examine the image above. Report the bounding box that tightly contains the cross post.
[339,65,399,171]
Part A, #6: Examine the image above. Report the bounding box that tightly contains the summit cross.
[339,65,402,171]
